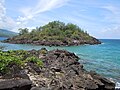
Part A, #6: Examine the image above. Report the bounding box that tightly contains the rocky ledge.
[0,49,115,90]
[3,37,101,46]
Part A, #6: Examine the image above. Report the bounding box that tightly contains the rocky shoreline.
[0,49,115,90]
[3,37,101,46]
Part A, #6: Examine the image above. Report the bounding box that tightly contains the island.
[3,21,101,46]
[0,48,115,90]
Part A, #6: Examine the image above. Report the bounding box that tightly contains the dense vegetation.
[0,29,17,37]
[19,21,89,39]
[0,50,43,74]
[4,21,101,46]
[18,21,92,41]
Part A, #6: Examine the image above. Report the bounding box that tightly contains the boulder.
[27,49,115,90]
[0,49,115,90]
[0,79,32,90]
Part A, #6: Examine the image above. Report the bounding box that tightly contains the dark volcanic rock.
[89,71,115,90]
[0,49,115,90]
[27,49,115,90]
[3,36,101,46]
[0,79,32,90]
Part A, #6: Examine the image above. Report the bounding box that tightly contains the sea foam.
[115,82,120,90]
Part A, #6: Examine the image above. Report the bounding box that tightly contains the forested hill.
[0,29,17,37]
[3,21,101,46]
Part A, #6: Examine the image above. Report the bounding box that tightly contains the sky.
[0,0,120,39]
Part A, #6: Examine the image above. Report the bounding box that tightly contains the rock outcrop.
[3,37,101,46]
[0,49,115,90]
[0,79,32,90]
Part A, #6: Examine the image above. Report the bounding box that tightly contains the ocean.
[0,37,120,87]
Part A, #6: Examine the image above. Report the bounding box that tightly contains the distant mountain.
[0,29,17,37]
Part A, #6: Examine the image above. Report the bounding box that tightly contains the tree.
[18,28,29,35]
[8,21,96,45]
[0,46,4,50]
[66,23,79,31]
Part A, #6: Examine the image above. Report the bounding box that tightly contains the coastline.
[0,39,117,87]
[3,37,101,46]
[0,49,115,89]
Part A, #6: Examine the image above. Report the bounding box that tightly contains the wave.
[101,42,105,44]
[108,78,120,89]
[77,53,88,57]
[115,82,120,89]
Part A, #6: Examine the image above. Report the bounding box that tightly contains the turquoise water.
[0,37,120,83]
[0,37,7,41]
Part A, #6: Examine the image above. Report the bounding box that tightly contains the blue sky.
[0,0,120,39]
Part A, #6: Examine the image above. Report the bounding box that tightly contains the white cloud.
[100,5,120,36]
[0,0,69,32]
[1,0,120,38]
[0,0,6,27]
[17,0,69,25]
[99,26,120,39]
[8,0,69,32]
[102,5,119,14]
[0,0,6,20]
[0,0,17,31]
[55,1,120,39]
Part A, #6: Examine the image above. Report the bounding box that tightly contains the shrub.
[0,50,43,74]
[0,54,23,73]
[26,56,43,67]
[40,50,47,54]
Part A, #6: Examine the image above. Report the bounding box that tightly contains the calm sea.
[0,37,120,87]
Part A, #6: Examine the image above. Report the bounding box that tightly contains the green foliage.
[15,21,93,43]
[0,51,23,73]
[26,56,43,67]
[39,49,47,55]
[0,50,43,73]
[18,28,29,35]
